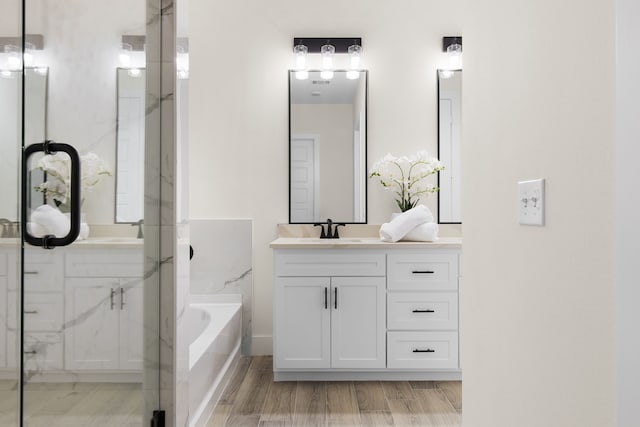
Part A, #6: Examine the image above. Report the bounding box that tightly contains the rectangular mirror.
[437,69,462,223]
[115,68,145,223]
[0,68,47,221]
[289,70,367,223]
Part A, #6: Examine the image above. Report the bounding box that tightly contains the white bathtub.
[187,300,242,427]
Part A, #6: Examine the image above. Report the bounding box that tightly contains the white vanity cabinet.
[274,251,386,371]
[272,238,462,381]
[64,249,144,371]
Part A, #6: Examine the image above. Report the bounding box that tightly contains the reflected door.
[290,135,319,222]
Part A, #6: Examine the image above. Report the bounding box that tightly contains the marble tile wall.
[190,219,253,355]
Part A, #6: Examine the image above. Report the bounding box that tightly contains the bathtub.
[186,299,242,427]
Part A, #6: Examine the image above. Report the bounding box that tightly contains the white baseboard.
[251,335,272,355]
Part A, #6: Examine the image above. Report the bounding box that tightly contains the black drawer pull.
[334,287,338,309]
[24,350,37,355]
[324,287,328,309]
[412,270,435,274]
[412,309,435,313]
[24,271,39,275]
[413,348,435,353]
[24,310,39,314]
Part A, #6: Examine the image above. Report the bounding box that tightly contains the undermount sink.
[296,237,366,243]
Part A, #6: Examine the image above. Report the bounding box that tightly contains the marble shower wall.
[190,219,253,354]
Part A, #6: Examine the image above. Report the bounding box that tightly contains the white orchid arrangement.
[369,150,445,212]
[33,152,112,212]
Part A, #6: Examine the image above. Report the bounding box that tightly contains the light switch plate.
[518,179,545,226]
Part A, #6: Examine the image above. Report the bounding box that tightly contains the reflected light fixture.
[346,43,362,80]
[119,43,132,68]
[6,45,21,70]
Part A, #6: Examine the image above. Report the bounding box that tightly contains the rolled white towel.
[379,205,432,242]
[30,205,70,237]
[401,222,439,242]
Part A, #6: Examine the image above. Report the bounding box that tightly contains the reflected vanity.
[289,70,367,224]
[437,69,462,224]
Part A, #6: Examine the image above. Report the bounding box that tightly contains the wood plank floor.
[207,356,461,427]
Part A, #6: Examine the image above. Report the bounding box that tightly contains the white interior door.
[291,135,319,222]
[439,89,462,223]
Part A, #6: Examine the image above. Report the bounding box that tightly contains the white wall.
[461,0,616,426]
[615,0,640,424]
[189,0,462,353]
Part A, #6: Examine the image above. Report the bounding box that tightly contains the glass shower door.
[18,1,163,426]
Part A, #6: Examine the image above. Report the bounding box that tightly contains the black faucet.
[313,219,346,239]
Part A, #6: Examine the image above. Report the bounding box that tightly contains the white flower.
[369,150,445,212]
[33,151,112,210]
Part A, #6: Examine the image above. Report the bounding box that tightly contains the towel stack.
[379,205,439,243]
[28,205,90,240]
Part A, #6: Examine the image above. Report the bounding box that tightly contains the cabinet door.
[331,277,386,369]
[275,277,330,369]
[119,278,143,370]
[64,278,119,370]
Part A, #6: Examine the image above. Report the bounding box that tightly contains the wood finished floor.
[207,356,462,427]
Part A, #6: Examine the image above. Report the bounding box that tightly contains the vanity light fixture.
[0,35,45,78]
[443,36,463,70]
[292,38,363,80]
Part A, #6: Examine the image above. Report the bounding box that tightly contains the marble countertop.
[270,236,462,249]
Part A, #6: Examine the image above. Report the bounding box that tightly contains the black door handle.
[22,141,81,248]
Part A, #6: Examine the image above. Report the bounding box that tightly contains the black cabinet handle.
[412,309,435,313]
[324,287,328,309]
[24,350,37,355]
[412,270,435,274]
[23,141,81,248]
[334,287,338,309]
[413,349,435,353]
[24,310,39,314]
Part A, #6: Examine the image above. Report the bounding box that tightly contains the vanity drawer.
[387,331,458,370]
[387,292,458,331]
[65,249,144,277]
[24,252,64,292]
[23,332,63,371]
[275,251,385,277]
[7,292,64,331]
[387,253,458,291]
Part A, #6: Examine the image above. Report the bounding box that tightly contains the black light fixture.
[292,38,363,81]
[293,38,362,54]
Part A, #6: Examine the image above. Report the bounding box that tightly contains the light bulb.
[447,43,462,70]
[119,43,132,67]
[346,70,360,80]
[320,70,333,80]
[295,70,308,80]
[348,44,362,69]
[293,44,307,70]
[321,44,335,70]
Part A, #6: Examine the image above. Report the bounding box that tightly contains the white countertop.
[0,236,144,248]
[269,236,462,249]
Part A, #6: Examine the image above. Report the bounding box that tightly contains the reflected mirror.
[0,68,47,221]
[115,68,145,223]
[437,69,462,223]
[289,70,367,223]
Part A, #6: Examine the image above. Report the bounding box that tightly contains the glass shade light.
[321,44,335,70]
[6,45,21,70]
[447,43,462,69]
[346,70,360,80]
[320,70,334,80]
[176,46,189,79]
[293,44,307,70]
[119,43,132,68]
[348,44,362,69]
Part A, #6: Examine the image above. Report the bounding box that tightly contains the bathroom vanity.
[0,238,145,382]
[270,237,462,381]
